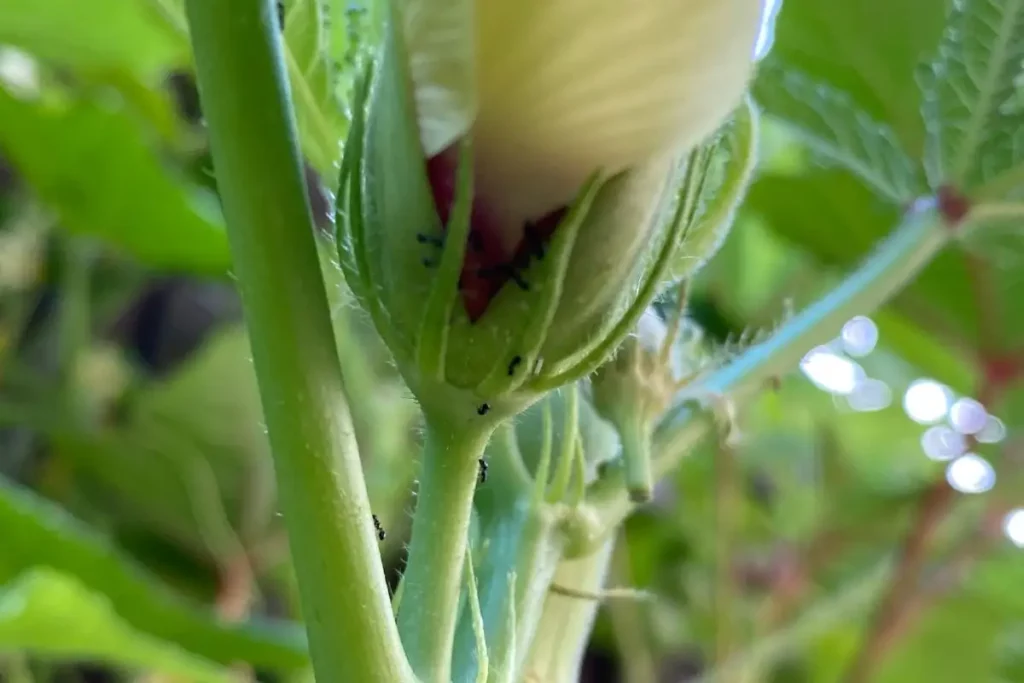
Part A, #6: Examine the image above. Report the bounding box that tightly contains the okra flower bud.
[337,0,766,422]
[590,307,708,502]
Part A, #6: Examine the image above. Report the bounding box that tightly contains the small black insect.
[416,233,445,248]
[507,355,522,376]
[276,1,285,28]
[371,514,386,542]
[508,271,530,291]
[417,233,445,268]
[521,223,546,261]
[478,264,530,291]
[477,458,488,484]
[477,403,490,416]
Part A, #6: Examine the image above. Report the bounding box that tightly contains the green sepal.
[336,62,379,325]
[361,3,446,359]
[538,156,686,371]
[459,173,605,398]
[668,95,760,283]
[535,152,697,390]
[416,140,474,382]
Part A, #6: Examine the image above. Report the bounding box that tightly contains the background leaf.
[746,0,1024,364]
[920,0,1024,194]
[57,326,274,560]
[0,569,232,683]
[0,0,187,78]
[765,0,948,156]
[0,476,308,670]
[753,61,924,204]
[0,87,231,273]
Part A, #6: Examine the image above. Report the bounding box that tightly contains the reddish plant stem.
[841,374,1012,683]
[884,503,1010,645]
[964,253,1003,354]
[757,528,865,629]
[217,552,257,621]
[840,479,957,683]
[217,553,259,683]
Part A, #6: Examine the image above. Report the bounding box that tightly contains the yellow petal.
[398,0,476,156]
[472,0,764,224]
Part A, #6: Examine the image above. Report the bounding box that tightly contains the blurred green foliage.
[0,0,1021,682]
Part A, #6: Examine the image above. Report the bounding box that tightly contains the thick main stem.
[398,421,494,683]
[183,2,411,681]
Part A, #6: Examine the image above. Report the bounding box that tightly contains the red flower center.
[426,144,566,321]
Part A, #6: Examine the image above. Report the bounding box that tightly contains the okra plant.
[177,0,1024,681]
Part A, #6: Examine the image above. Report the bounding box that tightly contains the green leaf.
[0,86,231,273]
[756,0,1024,356]
[767,0,948,158]
[875,595,1009,683]
[0,475,308,670]
[0,569,232,682]
[282,0,349,178]
[58,327,273,559]
[754,61,924,204]
[920,0,1024,194]
[0,0,187,78]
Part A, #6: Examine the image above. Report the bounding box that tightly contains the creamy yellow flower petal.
[471,0,764,224]
[399,0,476,157]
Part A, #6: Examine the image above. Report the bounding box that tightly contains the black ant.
[521,222,547,261]
[475,221,550,291]
[416,232,445,247]
[371,514,386,541]
[477,458,488,484]
[477,403,490,416]
[477,262,530,291]
[417,233,444,268]
[507,355,522,376]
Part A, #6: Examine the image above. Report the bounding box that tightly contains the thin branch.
[606,532,659,683]
[964,252,1003,353]
[885,503,1009,645]
[840,479,957,683]
[714,440,740,668]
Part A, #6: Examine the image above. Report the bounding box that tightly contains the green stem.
[616,414,653,504]
[183,2,411,681]
[607,533,657,683]
[589,202,950,528]
[453,501,564,683]
[398,421,495,682]
[525,539,617,683]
